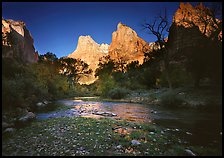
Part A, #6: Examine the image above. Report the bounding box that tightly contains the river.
[36,98,222,149]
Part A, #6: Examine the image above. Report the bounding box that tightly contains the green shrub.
[160,91,184,107]
[107,87,129,99]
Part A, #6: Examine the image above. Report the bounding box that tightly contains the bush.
[160,91,184,107]
[160,63,193,88]
[107,87,129,99]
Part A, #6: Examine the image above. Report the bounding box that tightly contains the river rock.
[186,132,193,135]
[36,102,45,107]
[185,149,196,156]
[19,112,36,122]
[94,111,117,117]
[4,127,16,133]
[43,101,50,104]
[116,145,122,149]
[2,122,14,129]
[131,140,141,145]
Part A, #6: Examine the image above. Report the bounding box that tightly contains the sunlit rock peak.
[173,2,222,38]
[109,22,151,64]
[68,35,109,84]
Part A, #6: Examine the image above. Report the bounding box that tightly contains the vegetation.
[160,91,184,108]
[2,2,222,156]
[2,52,92,114]
[2,116,221,156]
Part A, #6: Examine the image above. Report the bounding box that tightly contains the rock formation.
[108,22,151,64]
[168,2,222,56]
[68,35,109,84]
[173,2,222,38]
[2,18,38,63]
[68,22,153,84]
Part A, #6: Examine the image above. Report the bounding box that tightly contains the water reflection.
[69,101,152,123]
[37,99,222,148]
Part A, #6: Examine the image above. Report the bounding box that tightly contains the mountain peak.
[109,22,151,64]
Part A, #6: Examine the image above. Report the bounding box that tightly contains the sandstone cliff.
[108,22,151,64]
[173,2,221,38]
[68,35,109,84]
[168,2,222,56]
[2,18,38,63]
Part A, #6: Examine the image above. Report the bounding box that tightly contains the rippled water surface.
[37,98,222,147]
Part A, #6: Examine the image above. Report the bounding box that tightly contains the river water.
[37,98,222,148]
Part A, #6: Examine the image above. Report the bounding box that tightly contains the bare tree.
[142,9,172,89]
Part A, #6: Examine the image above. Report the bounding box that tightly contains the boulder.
[185,149,196,156]
[19,112,36,122]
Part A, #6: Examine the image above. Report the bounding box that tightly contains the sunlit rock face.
[68,22,153,84]
[108,22,151,64]
[2,18,38,63]
[168,2,222,55]
[173,2,222,39]
[68,35,109,84]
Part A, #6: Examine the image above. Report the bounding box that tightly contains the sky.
[2,2,200,58]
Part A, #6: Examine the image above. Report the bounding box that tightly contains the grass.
[1,117,169,156]
[2,116,221,156]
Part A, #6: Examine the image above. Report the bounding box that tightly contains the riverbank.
[99,86,222,110]
[2,116,221,156]
[2,86,222,156]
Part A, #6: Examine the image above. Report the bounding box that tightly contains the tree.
[38,52,58,63]
[57,57,92,87]
[142,9,172,89]
[173,2,222,88]
[95,55,116,79]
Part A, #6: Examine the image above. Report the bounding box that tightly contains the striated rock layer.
[2,18,38,63]
[68,35,109,84]
[108,22,151,64]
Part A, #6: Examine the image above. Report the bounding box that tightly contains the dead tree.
[142,9,172,89]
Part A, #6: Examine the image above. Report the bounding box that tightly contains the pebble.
[116,145,122,149]
[131,140,141,145]
[149,132,155,135]
[186,132,193,135]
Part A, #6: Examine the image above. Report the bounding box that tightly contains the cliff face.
[68,35,109,84]
[2,18,38,63]
[108,22,151,64]
[168,2,222,55]
[173,2,221,38]
[68,22,153,84]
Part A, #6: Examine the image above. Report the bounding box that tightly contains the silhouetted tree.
[57,57,92,87]
[38,52,58,63]
[142,9,172,89]
[95,55,116,78]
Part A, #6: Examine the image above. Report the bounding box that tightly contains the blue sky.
[2,2,200,58]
